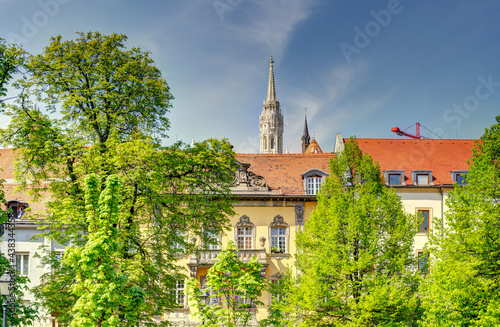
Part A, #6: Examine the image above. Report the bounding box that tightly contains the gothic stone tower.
[260,57,284,154]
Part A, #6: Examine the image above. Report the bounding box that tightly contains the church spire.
[301,108,311,153]
[260,57,283,154]
[266,56,276,102]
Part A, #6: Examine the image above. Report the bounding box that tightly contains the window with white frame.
[306,176,322,195]
[451,170,468,185]
[269,215,289,254]
[235,293,253,308]
[237,227,252,250]
[269,273,283,304]
[301,169,329,195]
[203,229,220,250]
[271,228,286,253]
[384,170,405,186]
[411,170,433,186]
[235,215,255,250]
[172,231,186,252]
[200,276,221,307]
[271,280,282,303]
[16,254,29,276]
[52,251,64,269]
[175,280,185,307]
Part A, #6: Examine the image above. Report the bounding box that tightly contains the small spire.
[266,56,276,102]
[301,108,311,153]
[302,108,310,140]
[190,137,195,148]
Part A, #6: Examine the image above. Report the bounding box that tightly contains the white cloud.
[228,0,316,58]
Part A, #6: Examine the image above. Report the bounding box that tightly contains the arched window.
[235,215,255,250]
[263,136,267,150]
[268,215,289,254]
[270,137,275,150]
[7,201,28,219]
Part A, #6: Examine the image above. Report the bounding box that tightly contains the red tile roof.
[235,153,334,195]
[349,138,476,186]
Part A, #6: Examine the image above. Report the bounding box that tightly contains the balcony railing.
[189,249,267,266]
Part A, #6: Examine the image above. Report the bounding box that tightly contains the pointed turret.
[260,57,284,154]
[266,57,276,102]
[304,138,323,154]
[301,109,311,153]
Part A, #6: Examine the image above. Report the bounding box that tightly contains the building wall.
[396,187,452,251]
[0,223,49,304]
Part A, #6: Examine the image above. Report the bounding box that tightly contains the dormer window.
[451,170,468,185]
[384,170,405,186]
[301,169,329,195]
[411,170,434,186]
[7,201,28,219]
[306,176,322,195]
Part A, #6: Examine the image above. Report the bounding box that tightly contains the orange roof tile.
[235,153,334,195]
[348,138,476,186]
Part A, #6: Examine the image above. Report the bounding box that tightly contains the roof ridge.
[236,153,334,156]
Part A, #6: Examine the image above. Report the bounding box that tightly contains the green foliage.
[63,174,146,326]
[259,272,288,327]
[187,241,266,327]
[0,38,24,102]
[422,116,500,326]
[281,138,421,326]
[0,32,236,326]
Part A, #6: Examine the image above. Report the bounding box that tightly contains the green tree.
[1,32,236,326]
[421,116,500,326]
[281,138,421,326]
[0,38,24,103]
[187,241,266,327]
[64,174,146,327]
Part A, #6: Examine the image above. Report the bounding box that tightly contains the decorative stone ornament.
[269,215,287,228]
[259,236,266,249]
[235,215,255,229]
[232,161,268,191]
[295,205,304,226]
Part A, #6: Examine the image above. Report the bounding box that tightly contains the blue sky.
[1,0,499,153]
